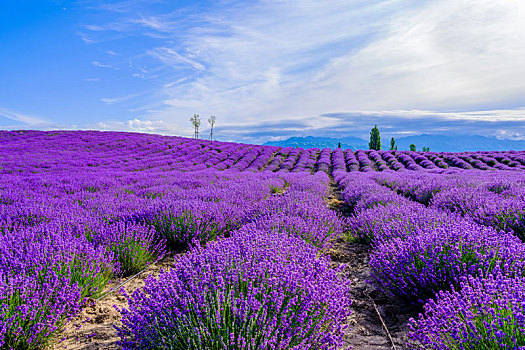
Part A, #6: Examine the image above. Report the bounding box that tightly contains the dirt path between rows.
[326,181,418,349]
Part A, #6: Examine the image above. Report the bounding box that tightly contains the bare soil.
[52,256,176,350]
[328,240,418,349]
[326,181,419,350]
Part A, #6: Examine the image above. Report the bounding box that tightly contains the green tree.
[390,137,396,151]
[338,142,341,148]
[369,125,381,150]
[208,115,216,141]
[190,114,201,139]
[409,144,416,151]
[422,146,430,152]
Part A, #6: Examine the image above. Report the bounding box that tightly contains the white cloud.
[162,77,189,88]
[83,0,525,141]
[139,1,524,125]
[101,92,143,104]
[148,47,205,71]
[131,15,177,32]
[92,60,118,69]
[352,109,525,123]
[308,0,525,111]
[78,32,96,44]
[92,118,191,135]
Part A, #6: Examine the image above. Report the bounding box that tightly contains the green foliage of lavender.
[89,222,167,277]
[148,211,232,249]
[57,255,113,299]
[108,236,160,276]
[494,210,525,241]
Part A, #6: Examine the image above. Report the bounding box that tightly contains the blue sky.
[1,0,525,143]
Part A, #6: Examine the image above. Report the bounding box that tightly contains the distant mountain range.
[262,135,525,152]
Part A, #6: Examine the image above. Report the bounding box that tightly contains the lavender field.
[1,130,525,349]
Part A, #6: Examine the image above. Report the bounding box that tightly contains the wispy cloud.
[0,108,50,126]
[0,108,79,131]
[148,47,205,71]
[78,32,96,44]
[131,15,178,32]
[101,92,144,104]
[92,60,118,69]
[80,0,525,142]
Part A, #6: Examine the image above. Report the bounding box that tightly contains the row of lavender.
[117,171,352,349]
[371,170,525,239]
[2,131,525,175]
[0,152,352,349]
[336,169,525,348]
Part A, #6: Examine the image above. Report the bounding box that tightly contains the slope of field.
[1,130,525,350]
[1,130,524,174]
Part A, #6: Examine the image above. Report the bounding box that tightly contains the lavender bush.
[409,273,525,349]
[116,229,352,350]
[0,271,82,349]
[370,220,525,302]
[85,221,167,276]
[347,202,449,244]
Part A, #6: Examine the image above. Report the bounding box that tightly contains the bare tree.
[208,115,216,141]
[190,114,201,139]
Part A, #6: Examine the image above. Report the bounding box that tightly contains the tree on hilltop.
[369,125,381,150]
[410,144,416,151]
[390,137,397,150]
[190,114,201,139]
[208,115,216,141]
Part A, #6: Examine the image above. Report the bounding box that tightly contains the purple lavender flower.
[409,272,525,349]
[116,229,352,350]
[370,220,525,303]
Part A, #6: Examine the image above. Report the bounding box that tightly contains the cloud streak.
[0,108,50,126]
[101,93,144,104]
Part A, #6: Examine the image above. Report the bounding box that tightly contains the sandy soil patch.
[52,256,176,350]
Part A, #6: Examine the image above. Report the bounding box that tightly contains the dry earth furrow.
[326,181,418,350]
